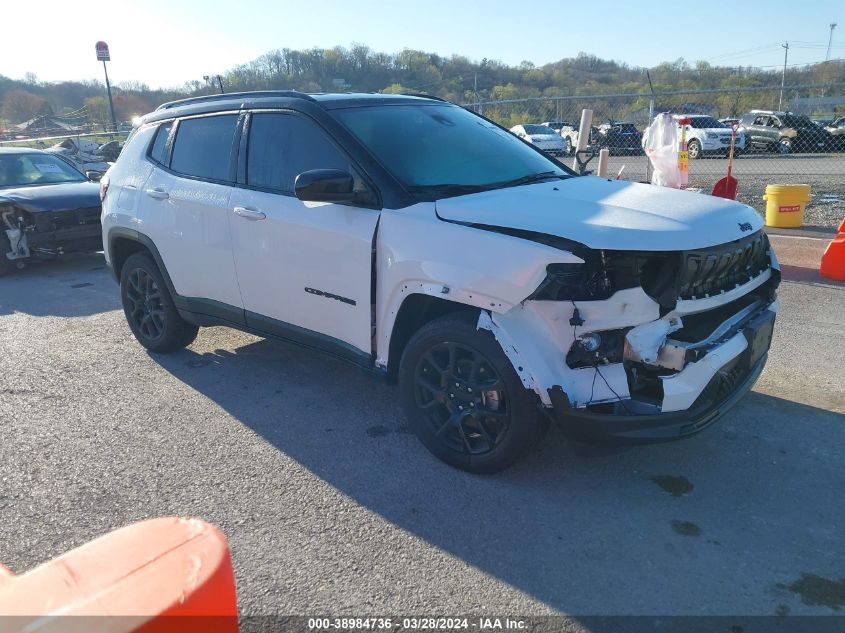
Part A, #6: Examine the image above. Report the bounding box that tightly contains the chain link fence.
[465,84,845,229]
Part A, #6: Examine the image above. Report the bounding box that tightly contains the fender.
[374,203,582,368]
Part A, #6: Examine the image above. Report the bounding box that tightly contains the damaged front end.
[1,197,102,271]
[479,230,779,442]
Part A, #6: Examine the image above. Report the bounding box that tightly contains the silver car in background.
[510,123,568,156]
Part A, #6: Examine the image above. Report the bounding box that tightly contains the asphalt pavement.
[0,244,843,618]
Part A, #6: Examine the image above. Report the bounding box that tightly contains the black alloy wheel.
[398,311,549,473]
[413,341,510,456]
[119,252,199,353]
[125,268,166,342]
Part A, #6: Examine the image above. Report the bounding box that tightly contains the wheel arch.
[107,227,178,298]
[385,293,479,384]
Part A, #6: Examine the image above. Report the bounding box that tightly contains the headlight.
[529,262,614,301]
[566,328,629,368]
[576,332,602,352]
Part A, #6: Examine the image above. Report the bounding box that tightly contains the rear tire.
[120,252,199,353]
[687,139,702,160]
[398,311,549,474]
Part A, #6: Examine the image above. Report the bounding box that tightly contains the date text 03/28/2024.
[307,617,527,630]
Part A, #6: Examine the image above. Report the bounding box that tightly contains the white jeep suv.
[674,114,746,159]
[102,92,779,473]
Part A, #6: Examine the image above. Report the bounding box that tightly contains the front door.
[228,111,380,360]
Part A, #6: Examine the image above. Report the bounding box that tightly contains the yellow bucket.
[763,184,811,228]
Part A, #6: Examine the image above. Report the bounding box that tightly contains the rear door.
[228,110,380,359]
[138,113,243,312]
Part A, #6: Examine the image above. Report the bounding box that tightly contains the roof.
[155,90,444,111]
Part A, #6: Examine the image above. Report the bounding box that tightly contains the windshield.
[523,124,556,135]
[688,117,726,129]
[0,153,85,188]
[333,104,570,196]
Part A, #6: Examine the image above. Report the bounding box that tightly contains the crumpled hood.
[0,181,100,213]
[435,176,763,251]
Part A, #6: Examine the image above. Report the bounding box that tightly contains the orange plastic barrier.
[0,517,237,633]
[820,218,845,281]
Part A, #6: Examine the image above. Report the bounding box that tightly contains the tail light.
[99,174,110,202]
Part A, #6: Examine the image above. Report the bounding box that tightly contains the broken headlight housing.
[566,328,629,368]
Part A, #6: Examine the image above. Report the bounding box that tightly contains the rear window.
[149,122,173,165]
[688,117,725,129]
[170,114,237,182]
[523,124,556,135]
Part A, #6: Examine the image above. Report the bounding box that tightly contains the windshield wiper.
[406,171,567,199]
[491,171,567,189]
[406,183,493,195]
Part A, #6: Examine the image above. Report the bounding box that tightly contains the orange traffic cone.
[820,218,845,281]
[0,517,238,633]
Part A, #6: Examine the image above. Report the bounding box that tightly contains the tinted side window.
[170,114,238,182]
[149,122,173,165]
[247,113,350,192]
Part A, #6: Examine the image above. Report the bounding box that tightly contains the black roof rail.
[399,93,448,102]
[155,90,316,111]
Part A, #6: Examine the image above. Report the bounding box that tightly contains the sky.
[1,0,842,89]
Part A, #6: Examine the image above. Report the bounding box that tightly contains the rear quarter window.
[148,122,173,165]
[170,114,238,182]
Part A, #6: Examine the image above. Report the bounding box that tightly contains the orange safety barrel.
[0,517,237,633]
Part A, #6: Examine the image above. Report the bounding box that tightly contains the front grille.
[33,206,101,232]
[677,231,769,300]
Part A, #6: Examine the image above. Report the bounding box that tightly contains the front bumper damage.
[477,234,779,443]
[2,204,101,263]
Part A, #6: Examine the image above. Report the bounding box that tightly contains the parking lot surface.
[0,238,843,617]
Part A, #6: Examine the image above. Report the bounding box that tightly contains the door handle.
[145,188,169,200]
[233,206,266,221]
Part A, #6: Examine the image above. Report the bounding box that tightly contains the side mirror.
[86,170,103,182]
[294,169,355,203]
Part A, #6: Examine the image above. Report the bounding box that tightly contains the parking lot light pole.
[778,42,789,111]
[95,41,118,132]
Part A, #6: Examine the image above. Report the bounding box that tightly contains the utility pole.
[827,23,838,61]
[778,42,789,111]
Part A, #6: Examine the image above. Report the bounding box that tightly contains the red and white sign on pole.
[95,41,110,62]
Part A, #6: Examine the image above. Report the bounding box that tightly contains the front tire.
[777,138,793,154]
[398,311,549,473]
[120,252,199,353]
